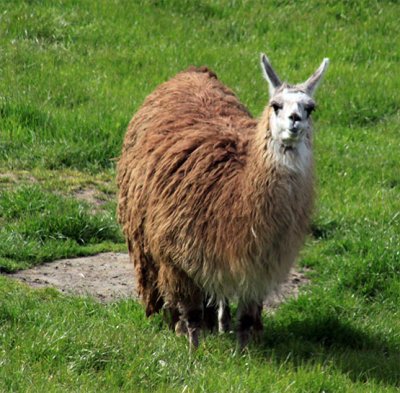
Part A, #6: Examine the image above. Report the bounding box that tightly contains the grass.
[0,0,400,391]
[1,277,399,392]
[0,185,123,272]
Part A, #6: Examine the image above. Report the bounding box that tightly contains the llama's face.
[260,54,329,148]
[269,87,315,147]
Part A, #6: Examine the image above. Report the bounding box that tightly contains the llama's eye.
[305,105,315,117]
[271,102,283,114]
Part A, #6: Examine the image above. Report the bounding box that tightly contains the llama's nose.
[288,112,301,134]
[289,112,301,123]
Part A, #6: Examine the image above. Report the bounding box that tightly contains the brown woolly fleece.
[117,66,314,317]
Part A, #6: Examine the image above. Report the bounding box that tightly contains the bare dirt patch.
[8,253,310,308]
[74,188,107,207]
[10,253,135,302]
[0,171,37,187]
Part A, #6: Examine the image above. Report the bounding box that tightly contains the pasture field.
[1,0,399,391]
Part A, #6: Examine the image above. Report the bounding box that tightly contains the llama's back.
[117,67,257,311]
[118,67,252,217]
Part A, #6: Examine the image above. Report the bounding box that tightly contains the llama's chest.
[193,212,309,303]
[196,178,313,302]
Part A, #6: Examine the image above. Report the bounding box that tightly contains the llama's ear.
[302,58,329,96]
[260,53,282,96]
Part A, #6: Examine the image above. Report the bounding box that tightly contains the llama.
[117,54,329,348]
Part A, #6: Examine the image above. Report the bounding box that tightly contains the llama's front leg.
[203,299,217,332]
[237,300,264,349]
[218,299,231,333]
[252,303,264,343]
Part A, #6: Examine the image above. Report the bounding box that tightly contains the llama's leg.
[158,263,203,348]
[218,299,231,333]
[237,300,264,349]
[166,300,213,336]
[178,295,203,349]
[129,240,163,316]
[163,306,182,332]
[252,303,264,343]
[203,298,217,332]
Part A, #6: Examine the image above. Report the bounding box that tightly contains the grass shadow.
[257,313,400,387]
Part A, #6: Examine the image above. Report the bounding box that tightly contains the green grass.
[1,277,399,392]
[0,185,123,272]
[1,0,400,391]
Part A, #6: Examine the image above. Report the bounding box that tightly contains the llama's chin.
[281,140,302,152]
[270,138,312,174]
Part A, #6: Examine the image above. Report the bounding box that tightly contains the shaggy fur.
[117,65,316,346]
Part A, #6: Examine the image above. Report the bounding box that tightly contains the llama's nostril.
[289,113,301,123]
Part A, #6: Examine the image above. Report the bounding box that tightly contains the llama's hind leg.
[237,300,264,349]
[169,300,206,338]
[175,296,219,336]
[178,296,203,349]
[158,263,203,349]
[163,306,183,333]
[128,240,163,316]
[177,281,206,349]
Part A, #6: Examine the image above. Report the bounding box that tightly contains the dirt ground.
[8,252,309,309]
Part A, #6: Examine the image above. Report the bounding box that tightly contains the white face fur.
[269,88,315,148]
[260,54,329,150]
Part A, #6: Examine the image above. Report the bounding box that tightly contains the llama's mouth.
[281,143,295,153]
[282,130,301,144]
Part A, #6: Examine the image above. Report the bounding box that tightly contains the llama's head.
[260,54,329,149]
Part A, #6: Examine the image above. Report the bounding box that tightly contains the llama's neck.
[241,106,314,214]
[220,107,314,280]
